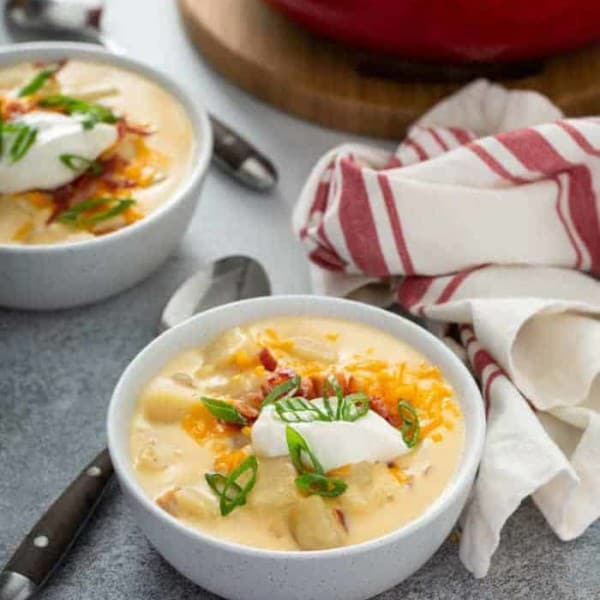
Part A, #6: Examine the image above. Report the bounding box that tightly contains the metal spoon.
[0,256,271,600]
[4,0,278,191]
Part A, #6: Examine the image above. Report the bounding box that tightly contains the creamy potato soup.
[0,60,194,245]
[130,317,464,551]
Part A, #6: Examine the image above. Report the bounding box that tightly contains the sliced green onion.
[274,397,329,423]
[205,455,258,516]
[39,94,118,129]
[295,472,347,498]
[262,375,301,406]
[285,425,323,475]
[60,153,103,175]
[3,123,38,163]
[397,400,420,448]
[56,197,136,227]
[18,63,61,97]
[324,374,344,419]
[340,392,370,422]
[200,397,247,425]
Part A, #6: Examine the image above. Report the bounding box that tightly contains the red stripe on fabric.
[449,127,475,145]
[385,155,403,168]
[338,159,389,276]
[472,348,496,378]
[403,137,428,162]
[553,175,583,268]
[556,121,600,157]
[500,128,599,272]
[377,173,415,275]
[426,127,450,152]
[436,265,485,304]
[396,276,433,309]
[468,144,528,184]
[483,370,502,416]
[308,247,345,271]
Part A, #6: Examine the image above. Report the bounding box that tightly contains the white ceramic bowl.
[108,296,485,600]
[0,42,212,310]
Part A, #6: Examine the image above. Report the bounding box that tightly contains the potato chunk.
[156,486,218,520]
[247,457,299,510]
[288,496,346,550]
[288,336,337,363]
[204,327,259,367]
[338,462,399,513]
[142,376,198,423]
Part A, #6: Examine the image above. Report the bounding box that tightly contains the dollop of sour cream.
[0,111,118,194]
[251,398,409,472]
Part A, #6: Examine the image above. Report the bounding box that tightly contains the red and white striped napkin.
[292,80,600,577]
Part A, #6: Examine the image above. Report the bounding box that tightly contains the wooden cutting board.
[178,0,600,139]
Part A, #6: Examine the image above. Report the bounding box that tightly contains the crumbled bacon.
[299,376,317,399]
[232,400,259,422]
[310,372,349,397]
[261,367,296,397]
[370,397,402,427]
[334,509,348,532]
[258,348,278,372]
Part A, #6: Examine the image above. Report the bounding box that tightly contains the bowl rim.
[0,41,212,253]
[107,295,486,560]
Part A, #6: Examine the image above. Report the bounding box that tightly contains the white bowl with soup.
[0,43,211,309]
[107,296,485,600]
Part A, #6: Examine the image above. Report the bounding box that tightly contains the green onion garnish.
[397,400,420,448]
[59,153,103,176]
[262,375,301,406]
[205,455,258,516]
[324,374,344,419]
[56,197,136,227]
[0,122,38,163]
[200,397,247,425]
[275,397,330,423]
[39,94,118,130]
[295,472,347,498]
[285,425,323,474]
[18,63,62,97]
[339,392,370,422]
[285,426,348,498]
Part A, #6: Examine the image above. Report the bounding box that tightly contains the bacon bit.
[259,347,278,372]
[334,509,348,532]
[232,400,259,422]
[311,372,348,397]
[370,396,402,427]
[299,376,317,399]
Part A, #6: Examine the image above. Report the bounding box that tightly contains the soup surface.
[0,60,195,245]
[130,317,464,551]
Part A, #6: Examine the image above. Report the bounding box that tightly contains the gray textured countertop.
[1,1,599,598]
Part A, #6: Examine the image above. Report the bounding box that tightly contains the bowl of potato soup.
[107,296,485,600]
[0,43,211,309]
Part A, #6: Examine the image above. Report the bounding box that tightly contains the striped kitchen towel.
[292,80,600,577]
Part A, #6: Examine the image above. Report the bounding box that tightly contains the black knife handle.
[2,449,113,589]
[210,114,278,191]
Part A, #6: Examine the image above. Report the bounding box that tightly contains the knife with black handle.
[0,257,271,600]
[0,449,113,600]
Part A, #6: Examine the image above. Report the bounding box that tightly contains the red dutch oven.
[264,0,600,63]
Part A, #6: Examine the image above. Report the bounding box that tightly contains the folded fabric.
[292,80,600,577]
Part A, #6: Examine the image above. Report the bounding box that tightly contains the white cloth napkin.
[292,80,600,577]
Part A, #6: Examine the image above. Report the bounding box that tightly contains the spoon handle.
[0,449,113,600]
[210,115,278,191]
